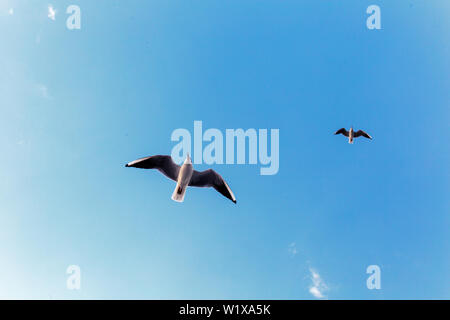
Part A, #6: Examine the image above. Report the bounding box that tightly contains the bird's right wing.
[125,155,180,181]
[354,130,372,139]
[189,169,236,203]
[334,128,349,136]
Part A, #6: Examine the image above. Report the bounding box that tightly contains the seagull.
[334,127,372,144]
[125,154,236,204]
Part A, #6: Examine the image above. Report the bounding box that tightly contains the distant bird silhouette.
[334,127,372,144]
[125,154,236,204]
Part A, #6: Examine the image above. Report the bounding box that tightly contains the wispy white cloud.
[48,5,56,20]
[308,268,328,299]
[8,8,14,15]
[288,242,298,257]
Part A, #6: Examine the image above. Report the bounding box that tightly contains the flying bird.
[334,127,372,144]
[125,154,236,204]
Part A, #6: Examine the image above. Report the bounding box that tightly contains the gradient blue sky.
[0,1,448,299]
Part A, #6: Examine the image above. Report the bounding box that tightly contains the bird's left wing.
[125,155,180,181]
[354,130,372,139]
[334,128,349,136]
[189,169,236,203]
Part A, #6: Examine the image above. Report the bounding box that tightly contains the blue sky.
[0,1,448,299]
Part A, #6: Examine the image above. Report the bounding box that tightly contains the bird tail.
[171,184,186,202]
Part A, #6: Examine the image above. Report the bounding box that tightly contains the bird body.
[334,127,372,143]
[125,154,236,204]
[171,155,194,202]
[348,127,354,144]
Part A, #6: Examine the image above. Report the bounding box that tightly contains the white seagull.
[125,154,236,204]
[334,127,372,144]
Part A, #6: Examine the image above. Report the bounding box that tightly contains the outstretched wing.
[125,155,180,181]
[334,128,349,136]
[189,169,236,203]
[354,130,372,139]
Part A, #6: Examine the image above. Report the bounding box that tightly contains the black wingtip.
[233,200,237,204]
[125,163,129,167]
